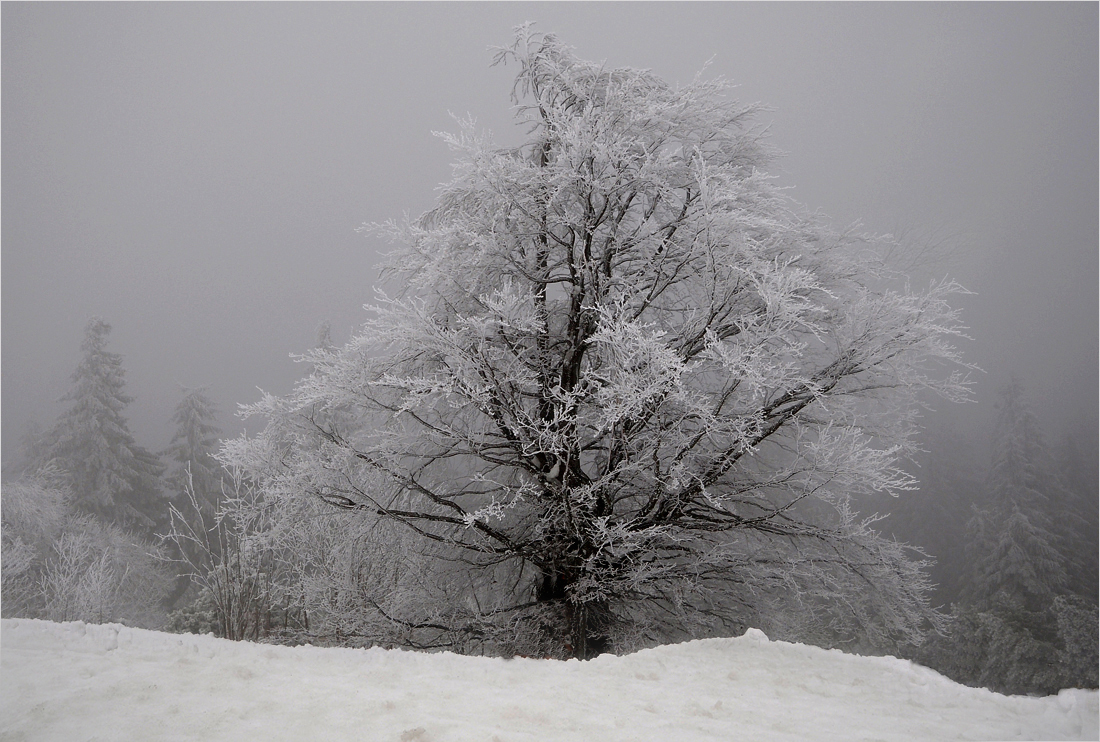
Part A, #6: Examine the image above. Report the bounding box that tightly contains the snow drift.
[1,618,1096,741]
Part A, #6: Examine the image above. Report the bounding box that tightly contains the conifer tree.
[967,379,1066,612]
[916,382,1096,693]
[48,318,164,533]
[164,387,224,519]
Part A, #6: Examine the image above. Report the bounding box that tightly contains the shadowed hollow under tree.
[224,29,974,659]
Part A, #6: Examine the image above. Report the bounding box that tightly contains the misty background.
[3,2,1096,464]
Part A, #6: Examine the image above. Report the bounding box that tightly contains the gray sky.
[3,2,1096,460]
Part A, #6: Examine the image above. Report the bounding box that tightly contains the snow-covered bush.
[164,459,541,652]
[2,467,171,629]
[1,466,70,617]
[162,468,293,641]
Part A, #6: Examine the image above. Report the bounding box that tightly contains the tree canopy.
[226,29,973,658]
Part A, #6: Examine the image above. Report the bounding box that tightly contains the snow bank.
[1,618,1096,741]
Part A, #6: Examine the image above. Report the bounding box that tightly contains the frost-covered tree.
[967,379,1067,612]
[225,30,972,658]
[47,318,165,533]
[914,382,1096,694]
[164,387,224,518]
[1,465,171,628]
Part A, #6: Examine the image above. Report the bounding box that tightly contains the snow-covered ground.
[1,618,1096,741]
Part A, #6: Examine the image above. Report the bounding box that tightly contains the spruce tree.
[49,318,164,533]
[164,387,224,519]
[968,379,1066,612]
[916,381,1095,693]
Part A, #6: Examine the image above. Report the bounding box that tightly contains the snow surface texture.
[1,619,1096,742]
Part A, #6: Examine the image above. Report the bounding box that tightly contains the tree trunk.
[536,569,610,660]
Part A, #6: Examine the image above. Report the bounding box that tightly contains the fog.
[3,2,1096,459]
